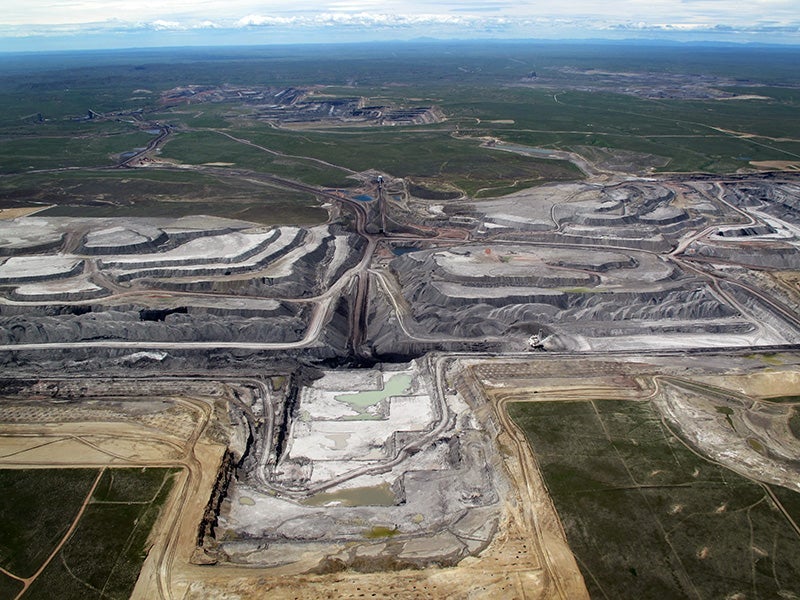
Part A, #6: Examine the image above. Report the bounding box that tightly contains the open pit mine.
[1,170,799,598]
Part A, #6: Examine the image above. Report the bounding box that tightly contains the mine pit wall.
[128,231,348,298]
[0,236,66,257]
[364,286,506,359]
[7,286,111,303]
[0,308,311,346]
[452,366,501,441]
[197,449,236,556]
[636,186,675,214]
[572,213,641,226]
[0,302,303,320]
[654,216,706,236]
[551,255,637,273]
[390,253,604,289]
[0,259,85,284]
[398,284,736,320]
[101,228,282,271]
[108,228,305,285]
[722,281,800,343]
[437,272,602,289]
[556,320,754,338]
[415,284,570,309]
[0,348,334,380]
[326,231,368,285]
[690,242,799,270]
[716,225,776,238]
[320,294,356,360]
[80,230,170,255]
[232,367,323,483]
[0,375,230,400]
[272,372,303,467]
[483,231,674,253]
[159,225,258,249]
[639,210,690,227]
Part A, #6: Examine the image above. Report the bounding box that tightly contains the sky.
[1,0,800,51]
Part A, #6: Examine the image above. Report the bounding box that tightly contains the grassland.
[438,87,800,174]
[0,467,179,600]
[159,129,356,188]
[0,572,24,598]
[0,469,98,578]
[161,126,581,197]
[0,42,799,217]
[508,399,800,600]
[0,168,326,224]
[0,127,156,173]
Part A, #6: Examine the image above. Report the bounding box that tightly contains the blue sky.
[2,0,800,51]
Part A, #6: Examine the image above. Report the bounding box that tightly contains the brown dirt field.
[772,271,800,301]
[0,206,53,220]
[749,160,800,171]
[0,372,589,600]
[692,369,800,399]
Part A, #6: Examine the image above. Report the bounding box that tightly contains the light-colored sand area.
[750,160,800,171]
[0,206,53,220]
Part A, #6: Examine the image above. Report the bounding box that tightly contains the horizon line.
[3,36,800,56]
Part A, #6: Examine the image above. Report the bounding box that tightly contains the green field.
[0,467,179,600]
[159,129,356,188]
[0,43,798,216]
[0,168,326,224]
[508,400,800,600]
[160,126,582,197]
[0,128,156,173]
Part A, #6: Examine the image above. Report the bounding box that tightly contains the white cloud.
[150,20,185,30]
[1,0,799,46]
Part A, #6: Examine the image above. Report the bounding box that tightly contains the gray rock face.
[0,303,308,345]
[375,241,752,351]
[0,218,367,355]
[0,175,798,359]
[81,224,169,255]
[0,218,65,255]
[690,240,799,269]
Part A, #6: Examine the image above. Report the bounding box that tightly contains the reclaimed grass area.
[0,572,24,598]
[0,469,98,578]
[0,169,326,225]
[218,126,582,197]
[25,467,179,600]
[448,88,800,174]
[159,130,356,189]
[507,400,800,600]
[0,129,157,174]
[770,485,800,524]
[0,467,179,600]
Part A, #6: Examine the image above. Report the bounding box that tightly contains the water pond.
[335,373,412,410]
